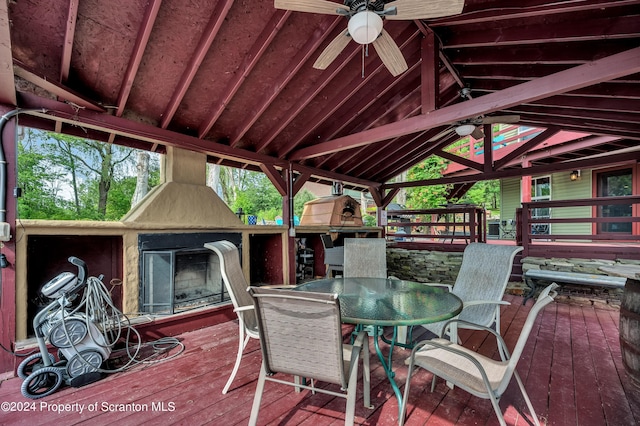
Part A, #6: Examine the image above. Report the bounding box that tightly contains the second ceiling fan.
[274,0,465,76]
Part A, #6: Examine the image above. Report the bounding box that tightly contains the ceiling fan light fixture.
[348,11,383,44]
[455,124,476,136]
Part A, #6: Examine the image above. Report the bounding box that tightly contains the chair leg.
[362,337,373,409]
[222,325,250,394]
[345,346,361,426]
[487,391,507,426]
[514,371,541,426]
[399,357,417,426]
[248,364,267,426]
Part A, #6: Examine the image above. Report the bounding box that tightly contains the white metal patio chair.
[247,286,372,426]
[343,238,387,278]
[204,240,294,394]
[321,234,344,277]
[419,243,524,355]
[401,283,558,426]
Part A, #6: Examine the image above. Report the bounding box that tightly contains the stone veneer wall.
[387,248,464,284]
[521,256,640,275]
[387,246,638,307]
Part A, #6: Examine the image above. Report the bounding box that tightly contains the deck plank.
[1,294,638,425]
[570,303,608,426]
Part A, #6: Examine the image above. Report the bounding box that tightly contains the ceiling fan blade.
[471,127,484,140]
[313,30,351,70]
[274,0,349,15]
[481,114,521,124]
[385,0,464,20]
[372,30,408,77]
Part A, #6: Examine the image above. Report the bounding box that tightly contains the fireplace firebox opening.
[138,233,241,314]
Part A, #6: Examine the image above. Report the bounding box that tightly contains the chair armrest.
[408,339,494,389]
[462,300,510,307]
[234,305,254,313]
[259,284,297,289]
[420,282,453,291]
[440,319,511,359]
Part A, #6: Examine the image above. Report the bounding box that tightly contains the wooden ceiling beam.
[447,40,639,65]
[0,0,16,106]
[160,0,234,129]
[198,10,292,139]
[229,16,343,147]
[430,0,640,27]
[59,0,79,84]
[289,47,640,160]
[254,29,360,153]
[444,14,639,49]
[14,61,105,112]
[421,29,438,113]
[276,27,421,158]
[382,150,640,190]
[259,163,287,196]
[115,0,162,117]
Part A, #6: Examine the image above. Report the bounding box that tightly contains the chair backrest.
[320,234,335,249]
[249,287,347,388]
[204,240,257,332]
[453,243,523,326]
[497,283,558,394]
[343,238,387,278]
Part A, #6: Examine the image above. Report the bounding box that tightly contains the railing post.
[516,207,526,254]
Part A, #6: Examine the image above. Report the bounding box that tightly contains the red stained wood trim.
[289,47,640,161]
[160,0,234,129]
[59,0,79,83]
[115,0,162,117]
[198,10,292,139]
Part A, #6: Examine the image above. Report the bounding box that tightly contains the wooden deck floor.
[1,294,639,425]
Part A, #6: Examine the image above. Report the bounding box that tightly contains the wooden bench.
[523,269,626,304]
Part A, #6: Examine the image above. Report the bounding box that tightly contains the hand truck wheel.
[17,352,56,379]
[20,366,64,399]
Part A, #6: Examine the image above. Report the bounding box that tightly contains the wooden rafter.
[289,47,640,160]
[160,0,234,129]
[198,10,292,139]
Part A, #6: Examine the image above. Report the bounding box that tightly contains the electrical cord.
[57,275,184,375]
[0,342,38,357]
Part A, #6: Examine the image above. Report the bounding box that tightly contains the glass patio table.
[294,277,463,416]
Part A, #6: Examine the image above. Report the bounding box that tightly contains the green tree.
[17,127,159,220]
[16,141,74,219]
[294,189,315,218]
[459,180,500,210]
[404,156,450,208]
[44,133,134,217]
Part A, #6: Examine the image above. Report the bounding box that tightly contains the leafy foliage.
[17,128,159,220]
[460,180,500,211]
[404,156,450,208]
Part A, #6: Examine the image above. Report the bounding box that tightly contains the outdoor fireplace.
[139,232,241,314]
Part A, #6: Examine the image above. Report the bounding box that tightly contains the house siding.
[500,177,521,237]
[501,171,593,235]
[550,171,593,235]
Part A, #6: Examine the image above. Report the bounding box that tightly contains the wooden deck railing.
[519,195,640,258]
[385,204,486,245]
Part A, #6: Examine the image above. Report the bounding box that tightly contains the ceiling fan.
[274,0,465,76]
[427,114,521,141]
[429,87,521,141]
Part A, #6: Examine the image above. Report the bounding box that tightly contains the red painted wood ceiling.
[5,0,640,191]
